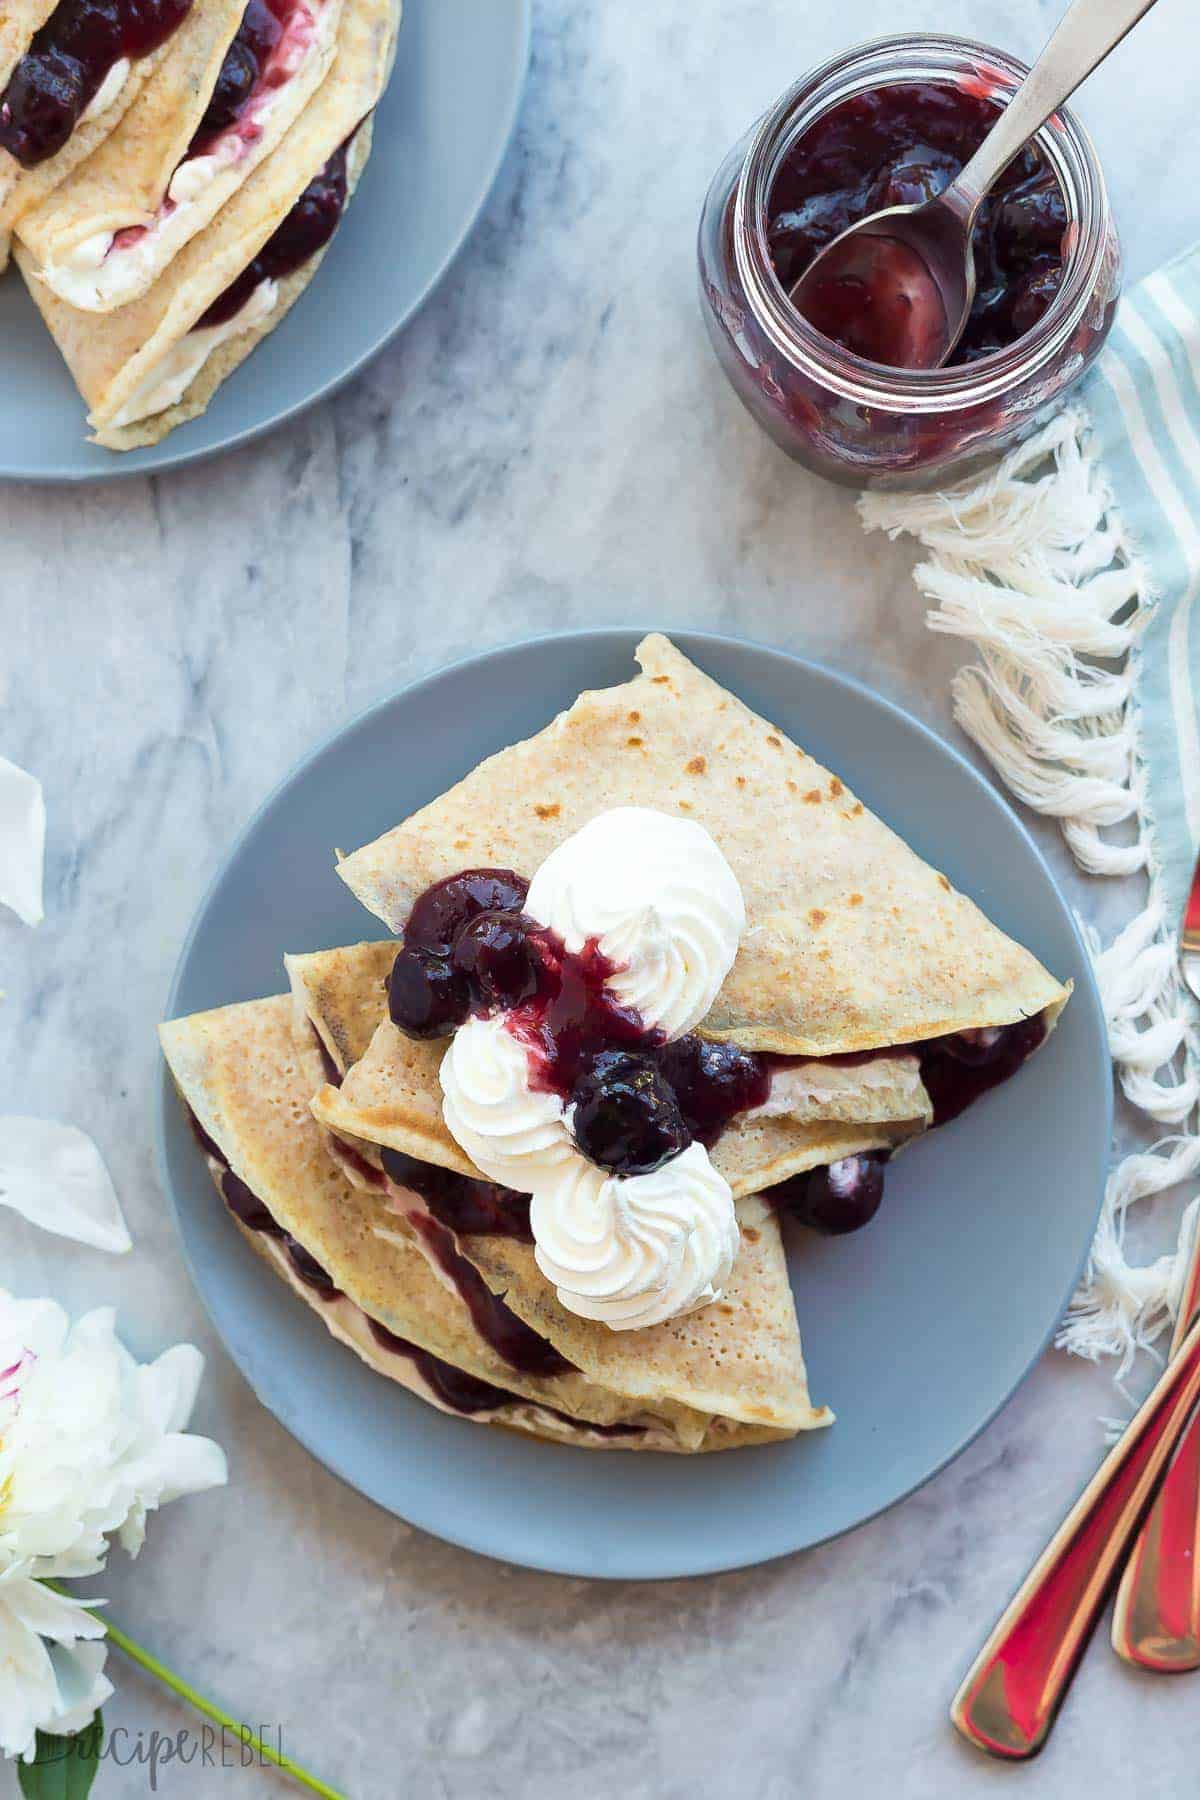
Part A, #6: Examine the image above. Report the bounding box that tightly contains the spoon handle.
[953,0,1160,216]
[1110,1208,1200,1670]
[952,1312,1200,1758]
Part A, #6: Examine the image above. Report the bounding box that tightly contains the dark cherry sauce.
[379,1146,533,1242]
[330,1133,387,1190]
[311,1028,344,1088]
[220,1168,282,1238]
[366,1319,641,1434]
[189,0,292,153]
[194,137,348,329]
[767,81,1069,366]
[0,0,194,167]
[506,934,655,1097]
[916,1013,1049,1126]
[366,1320,521,1415]
[220,1168,342,1298]
[409,1213,573,1379]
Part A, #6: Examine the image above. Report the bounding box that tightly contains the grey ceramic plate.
[158,630,1110,1580]
[0,0,530,482]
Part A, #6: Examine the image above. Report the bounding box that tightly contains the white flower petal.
[0,1120,132,1253]
[0,755,45,927]
[0,1576,110,1762]
[0,1292,226,1588]
[136,1343,205,1435]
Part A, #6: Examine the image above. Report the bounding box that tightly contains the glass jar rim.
[732,32,1112,412]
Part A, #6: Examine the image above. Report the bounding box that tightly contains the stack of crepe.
[161,635,1070,1453]
[4,0,398,448]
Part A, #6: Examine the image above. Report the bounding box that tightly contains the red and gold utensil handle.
[1110,1207,1200,1671]
[952,1313,1200,1759]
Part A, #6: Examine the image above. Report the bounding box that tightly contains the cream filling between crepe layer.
[750,1054,924,1122]
[80,58,132,124]
[41,0,334,311]
[105,276,277,428]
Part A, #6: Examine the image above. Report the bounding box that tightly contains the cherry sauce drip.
[379,1146,532,1242]
[194,137,348,330]
[409,1213,573,1379]
[366,1319,641,1434]
[0,0,194,168]
[189,0,291,154]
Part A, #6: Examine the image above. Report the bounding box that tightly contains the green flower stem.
[48,1584,346,1800]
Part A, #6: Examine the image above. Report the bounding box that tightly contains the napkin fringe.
[860,406,1199,1377]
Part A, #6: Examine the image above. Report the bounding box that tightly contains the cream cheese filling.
[80,57,132,124]
[106,276,277,429]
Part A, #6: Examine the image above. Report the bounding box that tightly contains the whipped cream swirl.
[437,807,748,1331]
[530,1142,738,1331]
[525,807,744,1038]
[440,1015,574,1189]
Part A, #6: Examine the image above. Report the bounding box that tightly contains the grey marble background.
[4,0,1200,1793]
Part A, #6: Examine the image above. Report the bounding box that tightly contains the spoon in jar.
[790,0,1159,370]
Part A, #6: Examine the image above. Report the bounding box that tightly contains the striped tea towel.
[860,243,1200,1381]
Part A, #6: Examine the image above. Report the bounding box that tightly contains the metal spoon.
[791,0,1160,370]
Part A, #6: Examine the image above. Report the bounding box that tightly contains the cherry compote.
[0,0,194,167]
[774,1153,887,1235]
[917,1013,1048,1125]
[569,1051,690,1176]
[452,910,548,1010]
[190,0,292,149]
[406,869,529,957]
[379,1146,533,1242]
[194,137,349,329]
[767,81,1069,365]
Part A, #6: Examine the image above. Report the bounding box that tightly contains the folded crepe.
[291,942,933,1196]
[160,991,825,1447]
[14,0,396,449]
[0,2,58,93]
[0,0,211,253]
[338,633,1071,1057]
[18,0,346,313]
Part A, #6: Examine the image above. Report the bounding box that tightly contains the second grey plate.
[0,0,530,481]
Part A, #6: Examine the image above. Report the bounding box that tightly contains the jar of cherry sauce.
[697,34,1120,489]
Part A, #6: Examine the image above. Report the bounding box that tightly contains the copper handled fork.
[1109,851,1200,1669]
[952,849,1200,1750]
[952,1313,1200,1756]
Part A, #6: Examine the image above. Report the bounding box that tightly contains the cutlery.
[1108,850,1200,1669]
[791,0,1160,369]
[951,1311,1200,1757]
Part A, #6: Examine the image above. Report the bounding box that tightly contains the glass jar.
[697,34,1121,489]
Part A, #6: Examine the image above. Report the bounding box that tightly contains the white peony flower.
[0,1291,227,1761]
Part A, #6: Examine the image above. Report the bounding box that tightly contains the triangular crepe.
[18,0,346,313]
[337,634,1070,1056]
[160,992,823,1446]
[14,0,396,449]
[0,0,219,247]
[290,942,932,1197]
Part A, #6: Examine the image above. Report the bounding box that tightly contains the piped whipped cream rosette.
[435,807,746,1333]
[529,1146,739,1331]
[524,806,746,1038]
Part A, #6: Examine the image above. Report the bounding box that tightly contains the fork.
[1109,850,1200,1669]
